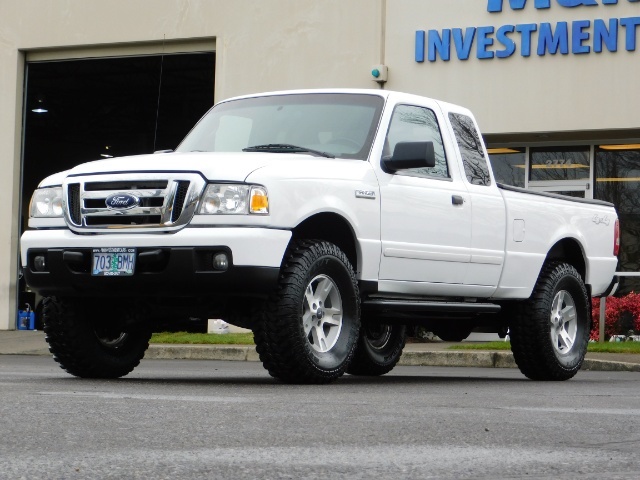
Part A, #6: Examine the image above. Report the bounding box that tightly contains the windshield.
[176,93,385,160]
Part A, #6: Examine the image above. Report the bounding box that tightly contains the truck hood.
[61,152,313,183]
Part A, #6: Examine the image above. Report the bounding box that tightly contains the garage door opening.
[19,51,215,327]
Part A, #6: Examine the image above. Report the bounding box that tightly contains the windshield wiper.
[242,143,335,158]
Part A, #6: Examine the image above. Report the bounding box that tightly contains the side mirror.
[382,141,436,173]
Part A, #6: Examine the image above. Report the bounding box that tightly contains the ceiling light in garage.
[31,99,48,114]
[100,145,113,158]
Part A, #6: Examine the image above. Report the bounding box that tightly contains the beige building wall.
[0,0,638,329]
[384,0,640,135]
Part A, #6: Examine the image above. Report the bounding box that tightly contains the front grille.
[68,184,81,225]
[84,197,164,209]
[85,180,168,191]
[171,181,190,222]
[64,173,205,232]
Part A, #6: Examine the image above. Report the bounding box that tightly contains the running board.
[361,298,501,321]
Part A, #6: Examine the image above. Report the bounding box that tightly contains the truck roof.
[218,88,470,116]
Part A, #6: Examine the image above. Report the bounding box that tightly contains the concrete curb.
[398,350,517,369]
[4,339,638,372]
[581,358,640,372]
[146,344,260,362]
[143,345,640,373]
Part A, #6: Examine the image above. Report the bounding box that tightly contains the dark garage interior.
[22,51,215,226]
[19,51,215,326]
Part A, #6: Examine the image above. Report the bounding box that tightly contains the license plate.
[92,248,136,276]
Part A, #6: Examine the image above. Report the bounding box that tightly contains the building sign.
[415,0,640,62]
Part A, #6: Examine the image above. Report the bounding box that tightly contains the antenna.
[153,35,166,152]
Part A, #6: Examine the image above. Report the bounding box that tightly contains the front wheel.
[43,297,151,378]
[347,323,406,376]
[254,240,360,384]
[509,262,590,381]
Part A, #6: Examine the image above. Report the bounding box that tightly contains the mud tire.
[43,297,151,379]
[509,262,590,381]
[347,323,406,376]
[254,240,360,384]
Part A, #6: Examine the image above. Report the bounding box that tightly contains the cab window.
[384,104,449,179]
[449,112,491,186]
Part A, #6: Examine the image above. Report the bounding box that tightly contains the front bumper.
[21,227,291,297]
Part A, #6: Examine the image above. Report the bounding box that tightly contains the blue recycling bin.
[17,309,35,330]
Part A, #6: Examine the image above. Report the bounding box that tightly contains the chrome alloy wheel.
[303,274,343,353]
[95,330,128,348]
[364,324,393,350]
[549,290,577,356]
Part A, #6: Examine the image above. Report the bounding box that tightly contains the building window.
[595,145,640,294]
[530,146,590,182]
[448,113,491,186]
[487,148,525,187]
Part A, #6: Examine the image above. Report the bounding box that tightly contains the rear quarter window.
[449,113,491,186]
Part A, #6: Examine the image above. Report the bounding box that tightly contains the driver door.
[378,102,472,294]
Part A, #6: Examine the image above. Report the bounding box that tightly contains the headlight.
[199,184,269,215]
[29,187,64,218]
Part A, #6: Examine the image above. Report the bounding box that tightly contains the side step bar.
[361,298,501,322]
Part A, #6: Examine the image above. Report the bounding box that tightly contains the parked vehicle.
[21,89,619,383]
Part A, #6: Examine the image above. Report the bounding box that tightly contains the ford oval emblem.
[105,193,140,210]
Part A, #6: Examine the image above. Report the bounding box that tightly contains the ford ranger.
[21,89,620,383]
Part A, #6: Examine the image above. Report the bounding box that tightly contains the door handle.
[452,195,464,205]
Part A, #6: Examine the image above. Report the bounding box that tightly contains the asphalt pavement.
[1,329,639,372]
[2,356,639,479]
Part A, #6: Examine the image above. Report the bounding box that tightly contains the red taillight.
[613,219,620,256]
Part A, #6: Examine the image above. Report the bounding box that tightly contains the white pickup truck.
[21,89,619,383]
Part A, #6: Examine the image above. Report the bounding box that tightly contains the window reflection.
[488,148,525,187]
[177,93,384,160]
[530,146,590,181]
[595,147,640,294]
[448,113,491,186]
[385,104,449,179]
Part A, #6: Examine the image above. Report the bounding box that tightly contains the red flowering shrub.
[591,292,640,341]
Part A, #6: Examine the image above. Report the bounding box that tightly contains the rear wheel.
[347,323,406,376]
[509,262,590,381]
[43,297,151,379]
[254,240,360,384]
